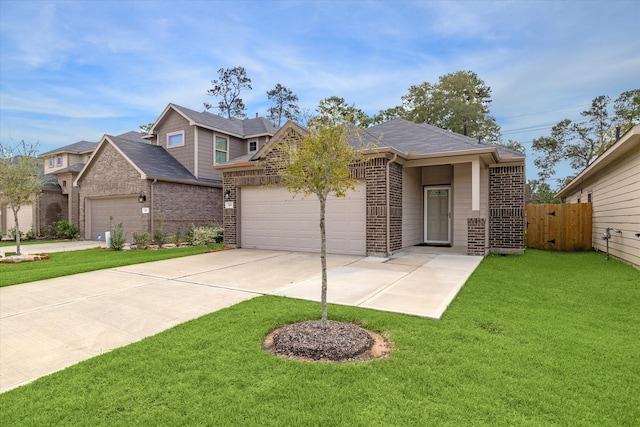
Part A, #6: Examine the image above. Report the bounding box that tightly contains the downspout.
[386,153,398,256]
[150,179,157,235]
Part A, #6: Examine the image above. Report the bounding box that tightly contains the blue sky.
[1,0,638,186]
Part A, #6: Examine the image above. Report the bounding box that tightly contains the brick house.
[39,140,97,230]
[74,104,278,241]
[216,119,525,257]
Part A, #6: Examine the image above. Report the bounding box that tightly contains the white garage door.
[88,196,140,241]
[241,182,366,255]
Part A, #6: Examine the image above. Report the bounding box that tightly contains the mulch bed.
[264,320,393,363]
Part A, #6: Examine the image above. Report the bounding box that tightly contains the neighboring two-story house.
[74,104,278,241]
[39,140,98,230]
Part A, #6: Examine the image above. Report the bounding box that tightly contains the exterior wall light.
[138,192,146,203]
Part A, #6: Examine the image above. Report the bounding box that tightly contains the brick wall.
[489,165,525,254]
[467,217,487,255]
[223,147,402,256]
[38,190,67,232]
[152,181,222,235]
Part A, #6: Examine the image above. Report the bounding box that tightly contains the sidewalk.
[1,246,482,392]
[0,240,104,258]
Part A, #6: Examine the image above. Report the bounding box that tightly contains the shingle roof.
[169,104,279,138]
[361,118,524,158]
[39,140,97,156]
[108,132,219,184]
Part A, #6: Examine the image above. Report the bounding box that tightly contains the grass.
[1,250,638,425]
[0,244,224,287]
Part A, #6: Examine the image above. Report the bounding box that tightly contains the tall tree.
[400,70,501,143]
[526,179,560,204]
[532,90,639,183]
[370,106,406,126]
[307,96,372,128]
[273,121,364,328]
[613,89,640,133]
[203,66,252,119]
[266,84,301,126]
[0,140,43,255]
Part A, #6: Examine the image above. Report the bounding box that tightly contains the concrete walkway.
[0,245,482,392]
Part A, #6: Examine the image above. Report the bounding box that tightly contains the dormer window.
[248,140,257,153]
[56,155,62,166]
[49,157,54,167]
[167,131,184,148]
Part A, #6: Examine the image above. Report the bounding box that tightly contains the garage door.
[241,183,366,255]
[88,196,140,241]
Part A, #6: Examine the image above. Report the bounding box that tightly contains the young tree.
[266,84,301,126]
[400,70,502,143]
[203,66,252,119]
[0,140,42,255]
[274,121,364,328]
[532,90,639,183]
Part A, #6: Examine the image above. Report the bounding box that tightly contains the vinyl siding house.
[74,104,278,242]
[556,124,640,269]
[216,119,526,257]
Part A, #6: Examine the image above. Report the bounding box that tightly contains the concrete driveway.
[0,247,481,392]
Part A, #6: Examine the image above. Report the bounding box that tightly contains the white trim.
[423,186,451,244]
[214,135,228,165]
[167,130,185,148]
[194,127,199,178]
[472,158,480,212]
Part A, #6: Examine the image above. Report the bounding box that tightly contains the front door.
[424,186,451,244]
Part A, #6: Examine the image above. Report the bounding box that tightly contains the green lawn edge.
[1,249,638,425]
[0,244,224,287]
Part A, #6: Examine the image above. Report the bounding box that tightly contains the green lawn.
[0,244,224,287]
[1,250,638,425]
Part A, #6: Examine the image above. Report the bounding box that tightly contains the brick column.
[467,217,487,256]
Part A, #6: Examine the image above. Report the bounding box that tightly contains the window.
[215,136,228,164]
[49,157,53,167]
[62,180,67,188]
[587,193,592,203]
[56,155,62,166]
[248,140,257,153]
[167,131,184,148]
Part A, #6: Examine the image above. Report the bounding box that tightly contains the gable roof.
[150,103,279,139]
[75,131,220,186]
[216,118,524,169]
[556,124,640,199]
[39,140,97,157]
[361,118,524,159]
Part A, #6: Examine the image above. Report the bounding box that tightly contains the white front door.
[424,186,451,244]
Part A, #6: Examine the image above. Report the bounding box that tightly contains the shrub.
[41,224,56,239]
[108,217,126,251]
[26,229,37,240]
[153,215,168,248]
[171,225,185,245]
[9,227,23,240]
[189,224,223,246]
[132,231,151,249]
[55,220,79,240]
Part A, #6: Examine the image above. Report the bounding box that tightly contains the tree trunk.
[319,196,328,329]
[12,206,22,256]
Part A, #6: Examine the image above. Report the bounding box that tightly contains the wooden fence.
[526,203,592,251]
